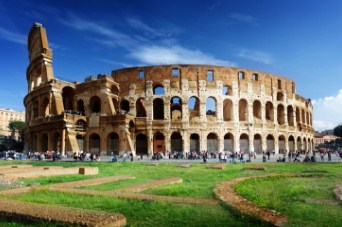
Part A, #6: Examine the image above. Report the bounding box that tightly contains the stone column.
[234,133,240,152]
[61,128,66,156]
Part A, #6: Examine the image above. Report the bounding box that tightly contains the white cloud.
[61,14,236,66]
[230,13,258,26]
[312,89,342,131]
[129,45,237,66]
[0,27,26,45]
[237,49,274,64]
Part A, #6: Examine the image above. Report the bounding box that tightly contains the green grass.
[1,161,342,226]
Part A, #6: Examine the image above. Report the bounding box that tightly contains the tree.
[8,121,26,141]
[333,124,342,138]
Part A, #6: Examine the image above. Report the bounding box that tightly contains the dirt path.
[214,174,293,226]
[0,198,126,226]
[115,177,182,193]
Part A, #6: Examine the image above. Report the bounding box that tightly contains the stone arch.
[265,102,274,121]
[253,134,262,154]
[89,96,101,113]
[111,85,119,95]
[277,104,285,125]
[76,134,85,152]
[287,105,294,126]
[301,110,305,125]
[112,98,119,114]
[306,112,310,125]
[224,133,234,152]
[223,99,233,121]
[303,137,307,151]
[277,92,284,102]
[89,133,100,154]
[240,133,249,153]
[266,134,275,152]
[62,86,75,111]
[153,85,164,95]
[296,107,300,123]
[171,132,183,152]
[32,134,38,152]
[253,100,262,120]
[120,99,130,113]
[190,133,200,152]
[33,99,39,119]
[239,99,248,121]
[77,99,85,115]
[278,135,286,154]
[188,96,200,117]
[153,98,164,119]
[107,132,119,155]
[136,98,147,117]
[53,132,61,152]
[288,135,295,152]
[206,97,217,116]
[207,133,218,152]
[136,134,148,155]
[75,119,87,132]
[308,138,312,151]
[153,132,165,154]
[171,96,182,120]
[41,133,48,152]
[297,137,302,151]
[40,97,49,117]
[222,84,233,96]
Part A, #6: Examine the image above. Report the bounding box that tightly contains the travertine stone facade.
[24,23,314,155]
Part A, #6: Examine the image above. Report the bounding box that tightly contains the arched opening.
[153,98,164,119]
[76,134,85,152]
[277,104,285,125]
[253,100,262,120]
[240,134,249,153]
[303,137,307,151]
[224,133,234,152]
[41,98,49,117]
[188,96,200,117]
[120,99,130,113]
[253,134,262,154]
[171,96,182,120]
[277,92,284,102]
[223,99,233,121]
[41,133,48,152]
[222,85,233,96]
[89,96,101,113]
[265,102,274,121]
[287,106,294,126]
[297,137,302,152]
[136,98,147,117]
[62,86,75,111]
[77,99,85,115]
[136,134,148,155]
[278,135,286,154]
[288,135,295,152]
[301,110,305,125]
[75,120,87,132]
[308,138,312,151]
[153,85,164,95]
[33,100,39,119]
[239,99,248,121]
[32,134,38,152]
[206,97,216,116]
[112,98,119,114]
[296,107,300,123]
[207,133,218,152]
[53,132,61,152]
[153,132,165,154]
[89,133,100,154]
[190,133,200,152]
[107,132,119,155]
[171,132,183,152]
[266,135,275,152]
[111,85,119,95]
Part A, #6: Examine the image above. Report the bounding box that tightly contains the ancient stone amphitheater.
[24,23,314,156]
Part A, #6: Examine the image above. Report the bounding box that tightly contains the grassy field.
[0,161,341,226]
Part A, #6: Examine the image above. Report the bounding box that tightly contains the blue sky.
[1,0,342,131]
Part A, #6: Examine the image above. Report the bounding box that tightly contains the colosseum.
[24,23,314,157]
